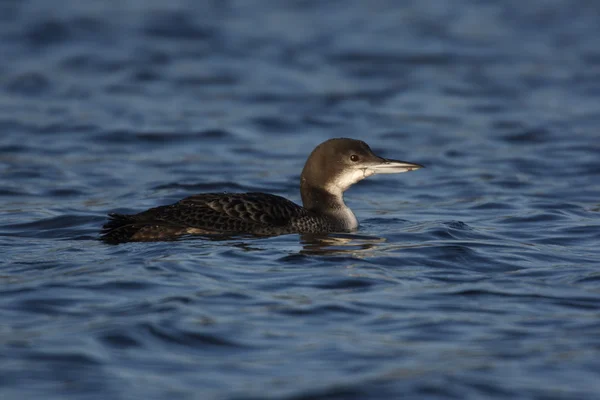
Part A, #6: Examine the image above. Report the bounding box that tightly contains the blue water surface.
[1,1,600,399]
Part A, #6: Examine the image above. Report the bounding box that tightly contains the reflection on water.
[299,233,386,256]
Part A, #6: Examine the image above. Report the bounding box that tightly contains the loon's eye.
[350,154,359,162]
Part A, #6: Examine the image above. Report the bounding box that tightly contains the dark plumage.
[101,138,422,243]
[101,193,337,244]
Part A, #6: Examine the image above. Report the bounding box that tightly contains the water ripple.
[2,1,600,399]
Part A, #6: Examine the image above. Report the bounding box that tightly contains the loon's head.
[300,138,423,200]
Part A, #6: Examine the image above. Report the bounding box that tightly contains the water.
[1,0,600,398]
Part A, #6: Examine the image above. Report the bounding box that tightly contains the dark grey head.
[300,138,423,210]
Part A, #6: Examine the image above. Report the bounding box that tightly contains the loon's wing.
[101,192,305,243]
[172,192,305,228]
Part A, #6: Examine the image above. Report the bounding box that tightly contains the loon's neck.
[300,183,358,231]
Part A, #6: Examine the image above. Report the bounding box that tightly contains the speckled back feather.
[101,192,339,243]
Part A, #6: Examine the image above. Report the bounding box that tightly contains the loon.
[101,138,423,243]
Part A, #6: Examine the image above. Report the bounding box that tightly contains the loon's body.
[101,138,422,244]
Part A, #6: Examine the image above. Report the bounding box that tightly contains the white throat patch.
[326,168,374,193]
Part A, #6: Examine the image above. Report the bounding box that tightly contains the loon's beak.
[366,157,424,174]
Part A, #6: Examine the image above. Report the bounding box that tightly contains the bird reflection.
[298,233,385,256]
[182,232,387,257]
